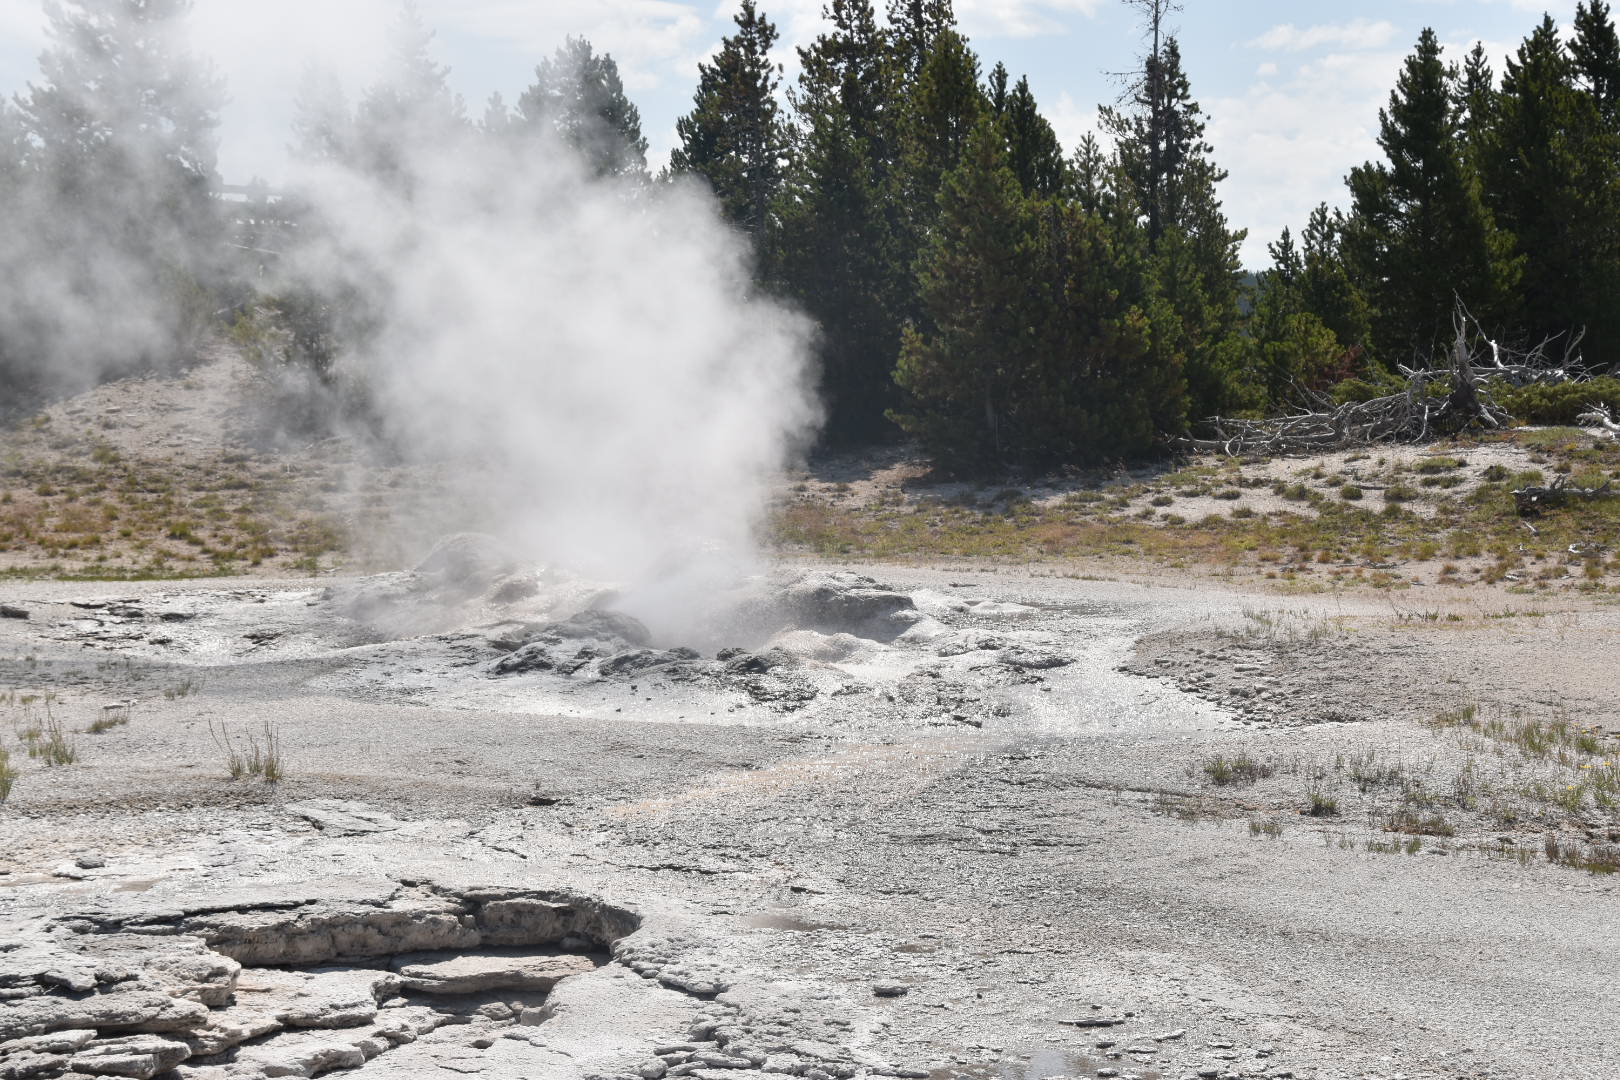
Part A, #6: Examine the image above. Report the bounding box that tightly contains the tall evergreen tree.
[893,118,1183,470]
[1069,133,1113,216]
[887,0,956,80]
[999,75,1066,198]
[1345,28,1516,364]
[1102,0,1183,247]
[775,0,908,442]
[900,28,987,214]
[1483,16,1617,362]
[1103,18,1246,421]
[6,0,224,391]
[895,27,987,332]
[671,1,789,243]
[1299,203,1373,364]
[1573,1,1620,126]
[1457,42,1496,171]
[351,2,467,186]
[481,92,514,137]
[1248,228,1348,407]
[290,64,350,164]
[986,62,1010,116]
[518,37,649,180]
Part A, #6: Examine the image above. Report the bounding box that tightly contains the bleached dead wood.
[1179,306,1580,456]
[1577,403,1620,435]
[1513,475,1617,516]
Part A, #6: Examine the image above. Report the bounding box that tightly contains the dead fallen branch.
[1577,403,1620,435]
[1180,304,1580,455]
[1513,476,1617,516]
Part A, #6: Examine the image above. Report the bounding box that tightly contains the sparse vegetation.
[1202,753,1275,787]
[0,745,16,801]
[211,720,284,783]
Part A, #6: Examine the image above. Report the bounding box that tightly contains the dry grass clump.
[1201,753,1275,786]
[210,720,284,782]
[0,743,17,801]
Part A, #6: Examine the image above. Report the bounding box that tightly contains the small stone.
[639,1062,669,1080]
[872,983,910,998]
[1097,1071,1120,1078]
[0,604,28,619]
[1155,1029,1186,1042]
[75,854,107,869]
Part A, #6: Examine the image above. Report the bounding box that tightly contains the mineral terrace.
[1,537,1617,1080]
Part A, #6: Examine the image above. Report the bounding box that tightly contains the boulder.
[783,573,918,642]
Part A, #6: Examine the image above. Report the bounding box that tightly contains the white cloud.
[1213,25,1530,267]
[1045,90,1102,155]
[1249,18,1398,53]
[956,0,1103,39]
[424,0,706,91]
[1209,43,1407,266]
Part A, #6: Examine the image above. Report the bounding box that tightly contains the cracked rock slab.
[66,1034,192,1078]
[390,950,597,994]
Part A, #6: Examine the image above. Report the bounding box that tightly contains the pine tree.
[986,62,1010,116]
[899,28,986,212]
[671,0,788,243]
[8,0,224,388]
[290,64,350,163]
[999,75,1066,198]
[1344,28,1516,364]
[1300,204,1373,365]
[1248,229,1348,407]
[1483,16,1617,362]
[774,0,908,442]
[352,2,467,186]
[1573,1,1620,127]
[895,27,987,331]
[1103,21,1246,421]
[481,93,513,137]
[893,119,1184,470]
[518,37,649,180]
[888,0,956,80]
[1102,0,1185,248]
[1070,133,1113,216]
[892,118,1032,468]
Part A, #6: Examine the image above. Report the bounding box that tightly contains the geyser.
[276,58,819,642]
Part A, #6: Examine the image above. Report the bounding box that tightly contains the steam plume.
[280,110,819,638]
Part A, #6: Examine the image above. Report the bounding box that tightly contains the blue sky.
[0,0,1585,265]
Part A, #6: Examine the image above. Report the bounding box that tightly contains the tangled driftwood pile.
[1181,311,1597,456]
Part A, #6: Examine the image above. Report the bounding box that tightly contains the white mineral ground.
[1,368,1618,1080]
